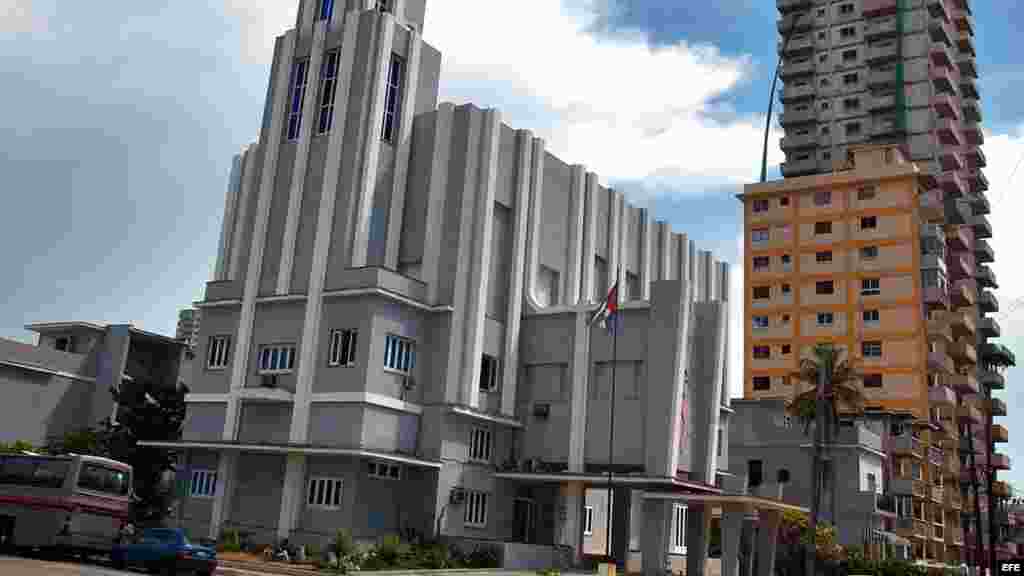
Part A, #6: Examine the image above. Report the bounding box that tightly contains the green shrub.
[218,529,241,553]
[464,543,500,569]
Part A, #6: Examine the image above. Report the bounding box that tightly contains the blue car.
[111,527,217,575]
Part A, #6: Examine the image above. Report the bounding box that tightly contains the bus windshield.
[0,456,71,489]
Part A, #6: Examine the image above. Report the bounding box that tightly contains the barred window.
[463,490,488,527]
[328,329,357,367]
[307,477,343,509]
[207,336,231,369]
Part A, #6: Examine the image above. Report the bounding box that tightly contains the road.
[0,554,229,575]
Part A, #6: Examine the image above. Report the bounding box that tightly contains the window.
[815,221,832,234]
[753,376,771,391]
[54,336,73,352]
[752,228,770,244]
[469,427,492,463]
[816,280,834,295]
[821,101,830,110]
[861,278,881,296]
[782,344,792,355]
[367,461,401,480]
[781,283,792,295]
[861,245,879,259]
[863,309,880,326]
[846,122,861,136]
[781,314,791,324]
[672,504,687,551]
[753,346,771,360]
[781,254,792,269]
[822,151,832,161]
[842,49,857,62]
[858,185,877,200]
[867,473,877,493]
[376,0,391,12]
[753,286,771,300]
[287,58,311,140]
[779,196,790,206]
[317,0,334,21]
[861,216,877,229]
[753,316,769,330]
[817,8,826,16]
[778,469,791,483]
[480,354,501,392]
[816,251,833,263]
[864,373,883,388]
[259,344,297,373]
[748,460,764,487]
[839,3,854,15]
[583,506,594,535]
[840,26,855,39]
[819,53,828,63]
[863,341,882,358]
[821,125,830,135]
[381,54,404,143]
[753,199,770,213]
[843,73,858,85]
[818,31,826,41]
[317,50,341,134]
[891,422,905,437]
[190,469,217,498]
[814,190,832,206]
[207,336,232,369]
[843,97,860,110]
[464,490,488,527]
[307,477,343,509]
[384,334,416,373]
[817,312,834,326]
[77,464,130,496]
[753,256,770,271]
[327,328,357,367]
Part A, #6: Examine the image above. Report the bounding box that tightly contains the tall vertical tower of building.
[772,0,1012,570]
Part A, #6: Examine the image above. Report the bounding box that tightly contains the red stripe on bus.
[0,495,130,519]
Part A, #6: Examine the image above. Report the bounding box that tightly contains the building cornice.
[0,359,95,383]
[138,440,442,469]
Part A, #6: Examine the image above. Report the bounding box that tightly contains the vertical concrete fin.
[421,105,454,304]
[639,208,652,300]
[501,128,534,415]
[522,137,547,313]
[384,27,422,268]
[580,172,599,302]
[564,164,586,305]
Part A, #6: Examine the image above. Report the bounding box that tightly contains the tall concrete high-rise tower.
[770,0,1013,570]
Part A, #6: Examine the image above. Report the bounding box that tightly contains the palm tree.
[788,343,866,574]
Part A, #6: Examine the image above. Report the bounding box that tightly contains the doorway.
[514,497,537,544]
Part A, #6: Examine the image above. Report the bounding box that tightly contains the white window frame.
[583,506,594,535]
[258,344,297,374]
[861,278,881,296]
[190,469,217,498]
[672,504,687,553]
[479,354,501,392]
[463,489,488,528]
[381,53,404,143]
[287,58,311,141]
[469,426,493,463]
[307,477,343,510]
[328,328,358,367]
[367,461,402,480]
[384,334,416,374]
[207,335,231,370]
[317,49,341,135]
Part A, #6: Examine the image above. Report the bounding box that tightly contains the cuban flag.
[589,280,621,335]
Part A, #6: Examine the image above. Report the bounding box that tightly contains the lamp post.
[760,12,807,183]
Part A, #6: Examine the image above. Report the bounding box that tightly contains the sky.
[1,1,1023,484]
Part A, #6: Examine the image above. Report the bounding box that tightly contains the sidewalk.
[217,558,590,576]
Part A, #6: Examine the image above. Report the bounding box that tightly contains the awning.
[492,472,721,494]
[138,440,442,469]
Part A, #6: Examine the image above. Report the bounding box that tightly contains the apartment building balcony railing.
[915,520,930,540]
[892,434,923,457]
[926,0,950,20]
[930,446,944,467]
[930,42,955,69]
[971,191,990,215]
[920,189,945,221]
[780,81,815,103]
[946,460,962,485]
[959,30,976,58]
[932,521,945,542]
[953,7,974,35]
[993,453,1011,471]
[945,196,972,224]
[961,99,982,124]
[869,42,901,63]
[929,18,954,47]
[976,265,998,289]
[939,169,966,196]
[865,15,899,39]
[778,34,814,55]
[973,213,993,239]
[963,122,985,147]
[779,107,816,126]
[991,398,1007,416]
[929,385,957,408]
[780,131,817,150]
[945,225,969,251]
[869,67,899,88]
[777,12,812,34]
[980,368,1006,391]
[930,65,956,94]
[951,526,965,545]
[971,169,989,193]
[927,312,953,343]
[869,92,898,112]
[979,316,1001,339]
[993,424,1009,444]
[959,53,978,78]
[975,239,994,263]
[929,348,956,376]
[780,157,817,177]
[981,342,1016,366]
[968,146,987,168]
[939,148,964,171]
[993,481,1012,499]
[777,0,812,13]
[892,477,929,499]
[952,252,973,279]
[958,404,982,424]
[961,77,979,100]
[936,118,963,147]
[948,307,976,338]
[932,93,960,119]
[779,58,814,79]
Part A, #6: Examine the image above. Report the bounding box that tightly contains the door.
[513,498,537,544]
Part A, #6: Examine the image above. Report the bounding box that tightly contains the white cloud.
[982,125,1024,327]
[222,0,296,64]
[423,0,783,195]
[0,0,49,34]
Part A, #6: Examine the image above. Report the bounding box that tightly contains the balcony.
[780,131,817,150]
[951,339,978,365]
[971,191,990,214]
[979,317,1001,339]
[963,122,984,147]
[978,290,998,314]
[961,77,979,100]
[930,65,956,94]
[939,149,964,171]
[948,306,977,337]
[949,371,979,395]
[920,189,945,221]
[929,18,954,46]
[953,7,974,35]
[971,170,989,193]
[959,55,978,78]
[779,34,814,55]
[865,16,899,39]
[967,145,986,168]
[975,239,994,263]
[973,215,992,240]
[930,42,955,68]
[929,385,957,407]
[923,284,949,309]
[991,398,1007,417]
[892,434,923,457]
[958,30,976,57]
[946,458,963,484]
[204,279,242,302]
[932,484,945,504]
[976,265,997,289]
[959,434,980,455]
[868,67,899,87]
[953,279,977,309]
[929,349,956,376]
[980,342,1016,366]
[939,170,966,196]
[952,252,973,278]
[927,0,950,20]
[868,42,900,63]
[993,453,1011,470]
[777,0,812,13]
[892,477,928,499]
[993,424,1009,444]
[936,118,963,147]
[779,106,816,126]
[950,526,965,545]
[870,93,898,112]
[961,99,982,124]
[780,157,817,177]
[777,12,812,34]
[871,118,903,138]
[947,224,970,250]
[980,368,1005,391]
[958,404,982,423]
[780,58,815,79]
[780,81,815,102]
[945,197,971,224]
[927,311,953,341]
[993,481,1011,498]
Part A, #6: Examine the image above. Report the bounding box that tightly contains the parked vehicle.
[0,453,133,556]
[112,527,217,576]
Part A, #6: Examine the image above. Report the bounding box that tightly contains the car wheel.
[111,552,125,569]
[161,560,177,576]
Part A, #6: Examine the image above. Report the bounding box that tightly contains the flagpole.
[605,266,620,563]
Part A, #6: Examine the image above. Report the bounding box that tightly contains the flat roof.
[24,322,185,348]
[739,162,921,199]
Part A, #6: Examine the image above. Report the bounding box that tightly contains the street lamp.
[760,11,808,183]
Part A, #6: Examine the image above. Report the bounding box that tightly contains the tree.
[0,440,39,454]
[788,343,865,575]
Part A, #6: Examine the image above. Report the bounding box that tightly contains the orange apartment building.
[740,144,996,567]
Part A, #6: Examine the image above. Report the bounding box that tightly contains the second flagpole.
[605,266,620,564]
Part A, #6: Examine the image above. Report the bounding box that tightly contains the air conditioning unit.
[533,403,550,420]
[449,487,466,505]
[402,375,416,390]
[261,374,278,389]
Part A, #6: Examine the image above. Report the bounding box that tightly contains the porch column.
[640,498,671,576]
[611,487,632,566]
[742,516,757,576]
[558,481,586,566]
[277,454,307,539]
[686,502,713,576]
[721,506,744,576]
[754,509,782,576]
[208,451,237,540]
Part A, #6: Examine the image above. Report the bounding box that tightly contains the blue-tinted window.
[317,50,341,134]
[287,59,310,140]
[318,0,334,21]
[380,54,404,143]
